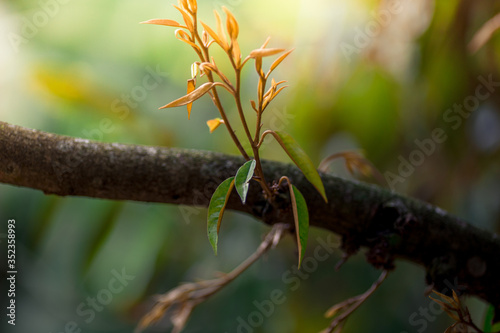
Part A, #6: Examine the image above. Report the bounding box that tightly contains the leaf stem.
[192,21,250,160]
[231,63,254,149]
[228,52,273,198]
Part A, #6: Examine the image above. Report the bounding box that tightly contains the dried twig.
[320,270,389,333]
[135,223,288,333]
[430,290,485,333]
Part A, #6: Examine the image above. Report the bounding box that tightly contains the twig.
[135,223,288,333]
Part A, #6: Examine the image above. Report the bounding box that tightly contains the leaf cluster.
[142,0,327,267]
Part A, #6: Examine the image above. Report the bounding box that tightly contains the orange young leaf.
[199,61,218,74]
[175,29,191,40]
[186,79,196,119]
[232,40,242,66]
[222,6,239,42]
[206,118,225,133]
[250,100,258,112]
[173,5,194,31]
[260,36,271,49]
[201,22,226,50]
[187,0,197,13]
[255,57,263,77]
[190,63,198,79]
[175,29,201,53]
[202,30,210,46]
[267,49,294,78]
[214,10,229,50]
[159,82,219,109]
[140,19,185,28]
[263,85,288,110]
[250,48,286,58]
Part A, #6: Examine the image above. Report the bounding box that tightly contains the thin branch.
[321,270,388,333]
[136,223,287,333]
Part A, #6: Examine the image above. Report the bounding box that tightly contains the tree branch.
[1,121,499,311]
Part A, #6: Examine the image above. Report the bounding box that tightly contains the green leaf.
[207,177,235,255]
[484,305,494,332]
[484,305,500,332]
[235,160,256,204]
[289,184,309,268]
[271,130,327,202]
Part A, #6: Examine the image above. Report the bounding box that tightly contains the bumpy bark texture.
[1,121,499,312]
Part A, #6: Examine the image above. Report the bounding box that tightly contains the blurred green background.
[1,0,500,332]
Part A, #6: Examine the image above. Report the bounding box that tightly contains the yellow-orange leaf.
[173,5,194,31]
[187,0,197,13]
[190,63,198,79]
[249,48,285,58]
[232,40,241,66]
[175,29,201,53]
[250,100,257,112]
[186,79,196,119]
[175,29,191,40]
[214,10,229,50]
[159,82,217,109]
[202,30,209,46]
[207,118,224,133]
[268,49,294,76]
[201,22,226,50]
[222,6,239,42]
[261,36,271,49]
[140,19,184,28]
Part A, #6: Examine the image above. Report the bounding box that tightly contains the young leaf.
[234,160,256,204]
[288,183,309,268]
[173,5,194,31]
[201,22,225,49]
[160,82,217,109]
[207,177,235,255]
[249,48,285,58]
[267,49,294,77]
[213,10,229,51]
[140,19,184,28]
[186,79,195,119]
[222,6,239,42]
[187,0,197,13]
[206,118,224,133]
[271,131,327,202]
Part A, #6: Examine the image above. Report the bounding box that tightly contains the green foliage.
[289,184,309,268]
[483,305,500,333]
[270,130,327,202]
[207,177,235,255]
[235,159,256,204]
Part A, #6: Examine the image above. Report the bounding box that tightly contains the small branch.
[136,223,288,333]
[321,270,388,333]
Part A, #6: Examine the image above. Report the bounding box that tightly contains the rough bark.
[1,121,499,312]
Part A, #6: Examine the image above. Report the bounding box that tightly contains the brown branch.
[1,121,499,312]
